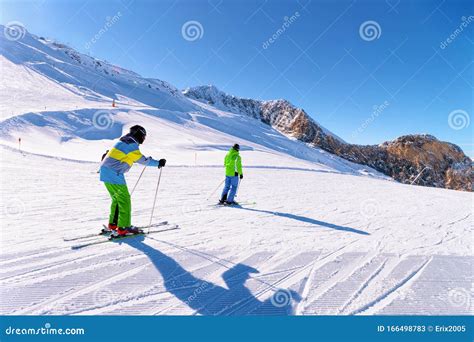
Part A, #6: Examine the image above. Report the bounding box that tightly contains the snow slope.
[0,27,472,316]
[1,146,472,315]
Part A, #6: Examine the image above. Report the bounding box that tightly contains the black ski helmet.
[129,125,147,144]
[233,143,240,151]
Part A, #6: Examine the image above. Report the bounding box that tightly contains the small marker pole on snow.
[207,179,225,201]
[149,167,163,232]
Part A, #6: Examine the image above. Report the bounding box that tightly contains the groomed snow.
[1,145,472,315]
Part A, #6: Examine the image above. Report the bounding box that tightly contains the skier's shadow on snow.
[233,207,370,235]
[123,238,301,315]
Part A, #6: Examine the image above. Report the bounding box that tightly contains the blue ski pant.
[221,176,239,202]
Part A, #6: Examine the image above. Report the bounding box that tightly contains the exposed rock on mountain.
[340,135,472,191]
[184,86,472,191]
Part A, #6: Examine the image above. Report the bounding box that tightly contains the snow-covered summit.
[183,85,343,142]
[184,85,472,191]
[0,24,194,116]
[183,85,263,118]
[2,25,469,190]
[0,25,381,176]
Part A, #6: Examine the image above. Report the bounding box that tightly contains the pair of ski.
[211,201,257,208]
[66,221,179,250]
[183,201,257,215]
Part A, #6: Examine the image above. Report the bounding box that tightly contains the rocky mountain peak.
[184,86,472,191]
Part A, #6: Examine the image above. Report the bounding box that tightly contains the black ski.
[182,201,256,216]
[213,201,256,208]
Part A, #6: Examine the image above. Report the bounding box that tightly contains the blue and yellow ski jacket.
[100,134,159,185]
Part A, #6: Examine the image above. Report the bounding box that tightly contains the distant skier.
[219,144,243,205]
[100,125,166,236]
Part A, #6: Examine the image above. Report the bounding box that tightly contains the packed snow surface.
[1,147,472,315]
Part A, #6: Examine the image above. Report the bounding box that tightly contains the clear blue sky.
[1,0,473,156]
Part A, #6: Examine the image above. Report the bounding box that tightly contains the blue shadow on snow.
[232,207,370,236]
[122,238,301,315]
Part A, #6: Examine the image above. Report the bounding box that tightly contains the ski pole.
[207,179,225,201]
[149,167,163,231]
[130,164,148,196]
[235,178,242,198]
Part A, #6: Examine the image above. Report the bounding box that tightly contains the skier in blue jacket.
[100,125,166,236]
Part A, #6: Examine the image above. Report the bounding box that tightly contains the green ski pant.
[104,183,131,228]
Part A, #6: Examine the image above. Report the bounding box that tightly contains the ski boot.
[218,194,227,205]
[115,226,143,237]
[101,223,118,235]
[224,200,239,206]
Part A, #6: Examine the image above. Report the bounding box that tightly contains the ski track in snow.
[1,147,472,315]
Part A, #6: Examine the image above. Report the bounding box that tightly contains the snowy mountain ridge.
[184,86,472,191]
[0,26,470,190]
[41,36,183,99]
[183,85,343,142]
[0,25,381,177]
[0,24,194,117]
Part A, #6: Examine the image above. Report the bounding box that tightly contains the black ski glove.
[240,174,243,180]
[158,159,166,168]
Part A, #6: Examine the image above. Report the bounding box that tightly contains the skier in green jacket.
[219,144,243,205]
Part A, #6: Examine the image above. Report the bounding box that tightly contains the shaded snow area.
[1,147,472,315]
